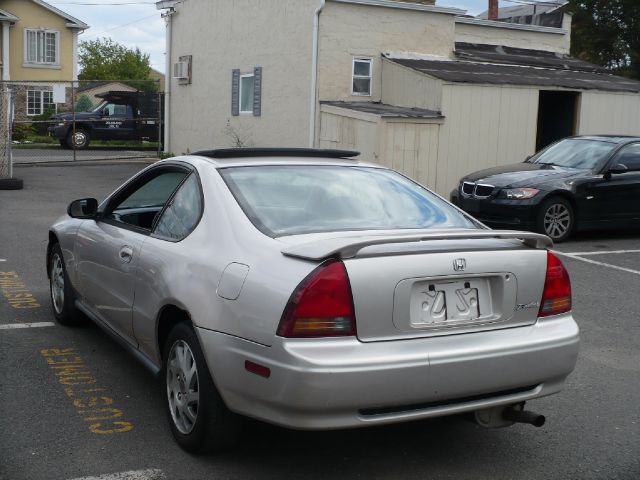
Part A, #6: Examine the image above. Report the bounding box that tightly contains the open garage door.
[536,91,580,151]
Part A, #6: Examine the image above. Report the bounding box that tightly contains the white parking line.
[67,469,165,480]
[555,252,640,276]
[560,249,640,256]
[0,258,6,262]
[0,322,55,330]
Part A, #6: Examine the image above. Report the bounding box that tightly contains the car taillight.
[539,251,572,317]
[277,259,357,338]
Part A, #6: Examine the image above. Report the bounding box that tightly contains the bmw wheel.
[163,322,241,453]
[49,243,82,325]
[537,197,574,243]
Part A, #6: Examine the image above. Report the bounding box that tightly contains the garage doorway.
[536,91,580,151]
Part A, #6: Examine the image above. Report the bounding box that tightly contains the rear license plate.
[410,280,481,327]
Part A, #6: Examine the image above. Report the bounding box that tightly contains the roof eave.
[0,8,19,23]
[329,0,465,16]
[456,16,567,35]
[31,0,89,30]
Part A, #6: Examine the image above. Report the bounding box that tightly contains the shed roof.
[321,101,444,119]
[477,1,566,19]
[385,44,640,93]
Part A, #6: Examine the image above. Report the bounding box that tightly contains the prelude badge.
[453,258,467,272]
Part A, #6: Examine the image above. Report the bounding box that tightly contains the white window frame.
[24,28,60,67]
[239,73,255,115]
[26,88,56,116]
[351,57,373,97]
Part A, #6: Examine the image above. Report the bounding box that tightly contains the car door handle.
[119,246,134,263]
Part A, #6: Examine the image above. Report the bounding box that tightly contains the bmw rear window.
[220,165,478,237]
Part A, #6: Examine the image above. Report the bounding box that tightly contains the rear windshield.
[220,165,478,237]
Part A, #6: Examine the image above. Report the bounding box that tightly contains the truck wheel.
[68,128,90,149]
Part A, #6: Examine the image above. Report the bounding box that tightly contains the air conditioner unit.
[172,61,188,80]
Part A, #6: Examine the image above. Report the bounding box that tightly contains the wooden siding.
[381,58,443,111]
[379,121,441,191]
[436,83,538,194]
[578,92,640,136]
[319,111,380,163]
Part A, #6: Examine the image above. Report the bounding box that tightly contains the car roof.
[572,135,640,144]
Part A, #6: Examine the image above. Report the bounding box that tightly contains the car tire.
[536,197,574,243]
[67,128,90,149]
[163,322,242,453]
[49,243,83,325]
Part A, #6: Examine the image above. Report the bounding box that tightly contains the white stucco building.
[157,0,640,196]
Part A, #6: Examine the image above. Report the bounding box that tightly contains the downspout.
[309,0,325,148]
[162,9,175,154]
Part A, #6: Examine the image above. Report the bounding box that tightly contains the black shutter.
[253,66,262,117]
[231,69,240,116]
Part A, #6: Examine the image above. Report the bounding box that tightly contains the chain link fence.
[2,79,163,166]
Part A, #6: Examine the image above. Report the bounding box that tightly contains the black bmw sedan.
[451,136,640,242]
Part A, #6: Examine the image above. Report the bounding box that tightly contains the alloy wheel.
[543,203,571,240]
[166,340,200,434]
[50,253,65,314]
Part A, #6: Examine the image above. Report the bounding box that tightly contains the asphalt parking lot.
[0,163,638,480]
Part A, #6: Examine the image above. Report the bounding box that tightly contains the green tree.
[568,0,640,80]
[75,94,93,112]
[78,37,157,91]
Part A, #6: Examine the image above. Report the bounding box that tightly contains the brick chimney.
[488,0,499,20]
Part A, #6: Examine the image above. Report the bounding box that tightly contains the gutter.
[309,0,325,147]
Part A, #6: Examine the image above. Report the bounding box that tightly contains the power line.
[81,13,159,38]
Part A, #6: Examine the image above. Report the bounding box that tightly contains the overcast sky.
[47,0,494,75]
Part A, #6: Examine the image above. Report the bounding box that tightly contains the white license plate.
[410,280,481,327]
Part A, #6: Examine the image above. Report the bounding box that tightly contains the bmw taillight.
[539,251,572,317]
[277,260,357,338]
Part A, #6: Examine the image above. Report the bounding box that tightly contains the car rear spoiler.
[281,230,553,261]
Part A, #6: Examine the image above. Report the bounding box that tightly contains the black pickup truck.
[49,91,163,149]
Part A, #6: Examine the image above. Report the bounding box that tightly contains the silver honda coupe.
[47,148,579,453]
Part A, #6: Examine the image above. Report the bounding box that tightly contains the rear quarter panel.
[132,163,318,364]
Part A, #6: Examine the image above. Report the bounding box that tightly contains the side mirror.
[608,164,628,175]
[68,198,98,219]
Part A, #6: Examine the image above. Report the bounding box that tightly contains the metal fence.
[2,79,163,167]
[0,86,12,180]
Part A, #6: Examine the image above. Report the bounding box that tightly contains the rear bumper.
[197,314,579,430]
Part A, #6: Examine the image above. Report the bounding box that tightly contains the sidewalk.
[12,147,159,166]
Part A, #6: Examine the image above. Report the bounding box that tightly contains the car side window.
[612,143,640,172]
[105,170,189,231]
[154,173,203,241]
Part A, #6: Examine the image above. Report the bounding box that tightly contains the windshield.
[90,101,107,113]
[220,165,478,237]
[527,138,616,170]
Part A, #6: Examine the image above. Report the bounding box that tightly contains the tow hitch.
[475,402,546,428]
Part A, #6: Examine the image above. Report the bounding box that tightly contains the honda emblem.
[453,258,467,272]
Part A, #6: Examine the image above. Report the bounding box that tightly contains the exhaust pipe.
[502,406,546,427]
